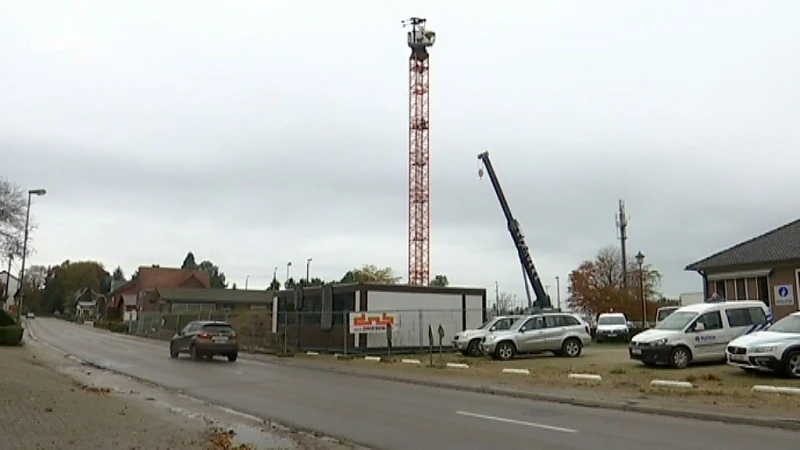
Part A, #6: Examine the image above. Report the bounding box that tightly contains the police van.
[629,300,771,369]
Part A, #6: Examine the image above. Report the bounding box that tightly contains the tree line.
[12,251,450,316]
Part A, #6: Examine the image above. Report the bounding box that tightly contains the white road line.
[455,411,578,434]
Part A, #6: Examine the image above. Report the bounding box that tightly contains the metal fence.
[128,308,489,355]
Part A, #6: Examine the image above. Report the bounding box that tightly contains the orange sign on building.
[349,312,398,333]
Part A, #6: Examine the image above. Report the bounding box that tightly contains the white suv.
[726,311,800,378]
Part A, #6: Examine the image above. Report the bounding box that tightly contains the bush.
[0,326,24,346]
[0,310,17,327]
[93,320,109,329]
[108,322,128,333]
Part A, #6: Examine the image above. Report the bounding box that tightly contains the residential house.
[0,271,20,314]
[70,288,103,318]
[105,266,211,320]
[152,288,274,312]
[685,218,800,320]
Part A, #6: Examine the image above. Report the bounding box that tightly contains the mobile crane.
[477,151,553,310]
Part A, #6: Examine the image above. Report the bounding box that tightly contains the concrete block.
[650,379,693,389]
[401,358,421,365]
[568,373,602,382]
[501,368,531,375]
[306,351,319,356]
[446,363,470,369]
[364,356,381,362]
[752,385,800,396]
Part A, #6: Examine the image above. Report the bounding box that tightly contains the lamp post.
[245,275,250,290]
[635,251,646,328]
[555,276,561,311]
[306,257,312,283]
[17,188,46,319]
[286,261,292,284]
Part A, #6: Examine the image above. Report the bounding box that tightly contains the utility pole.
[555,276,561,311]
[3,254,12,305]
[616,200,629,292]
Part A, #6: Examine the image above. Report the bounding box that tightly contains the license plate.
[631,349,642,355]
[730,354,747,362]
[212,336,228,343]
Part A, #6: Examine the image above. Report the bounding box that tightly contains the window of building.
[735,278,747,300]
[756,277,770,306]
[714,280,726,298]
[171,302,214,312]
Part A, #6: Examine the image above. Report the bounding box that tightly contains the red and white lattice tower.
[403,17,436,286]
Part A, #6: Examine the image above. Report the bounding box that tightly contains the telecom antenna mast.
[403,17,436,286]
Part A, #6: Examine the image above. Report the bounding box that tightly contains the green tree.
[181,252,198,270]
[20,265,47,314]
[430,274,449,287]
[198,260,227,288]
[111,266,126,281]
[231,282,238,290]
[284,277,297,290]
[340,265,401,284]
[269,277,281,291]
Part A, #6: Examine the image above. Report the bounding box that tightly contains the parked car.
[170,320,239,362]
[481,312,592,361]
[629,300,771,369]
[452,315,520,356]
[26,312,35,319]
[726,311,800,378]
[594,312,630,343]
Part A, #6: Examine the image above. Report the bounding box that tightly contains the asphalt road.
[28,319,798,450]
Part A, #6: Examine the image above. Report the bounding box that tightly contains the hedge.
[0,326,24,346]
[108,322,128,333]
[0,310,16,327]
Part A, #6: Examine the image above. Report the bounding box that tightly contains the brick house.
[685,218,800,320]
[106,266,211,320]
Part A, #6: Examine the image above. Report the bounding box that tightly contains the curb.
[752,385,800,396]
[650,379,694,389]
[568,373,602,382]
[268,359,800,432]
[501,368,530,375]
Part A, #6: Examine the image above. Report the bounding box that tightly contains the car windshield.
[598,316,626,325]
[477,319,495,330]
[767,315,800,333]
[656,307,679,322]
[654,311,696,330]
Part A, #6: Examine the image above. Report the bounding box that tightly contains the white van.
[595,312,630,342]
[629,301,771,369]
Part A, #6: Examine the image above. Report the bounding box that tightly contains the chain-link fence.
[129,310,275,353]
[128,308,488,355]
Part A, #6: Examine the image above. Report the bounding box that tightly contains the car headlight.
[484,335,496,343]
[751,346,776,354]
[650,338,667,346]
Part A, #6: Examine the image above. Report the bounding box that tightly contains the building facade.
[686,218,800,320]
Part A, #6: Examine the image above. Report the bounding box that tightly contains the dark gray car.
[170,320,239,362]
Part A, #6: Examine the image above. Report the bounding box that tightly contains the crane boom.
[478,151,552,309]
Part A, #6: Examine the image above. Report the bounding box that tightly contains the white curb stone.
[650,379,694,389]
[401,358,422,365]
[364,356,381,362]
[752,385,800,396]
[502,368,531,375]
[446,363,470,369]
[568,373,602,382]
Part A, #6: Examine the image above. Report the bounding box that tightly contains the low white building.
[0,271,20,313]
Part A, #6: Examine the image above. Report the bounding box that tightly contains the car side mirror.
[693,322,705,332]
[489,326,497,332]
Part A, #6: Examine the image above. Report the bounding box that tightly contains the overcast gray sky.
[2,0,798,304]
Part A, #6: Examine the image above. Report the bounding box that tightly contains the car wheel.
[494,341,516,361]
[561,338,582,358]
[228,352,238,362]
[784,350,800,379]
[190,345,200,361]
[669,346,691,369]
[169,343,179,359]
[467,339,483,357]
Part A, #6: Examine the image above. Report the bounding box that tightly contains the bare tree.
[0,178,29,258]
[494,292,515,315]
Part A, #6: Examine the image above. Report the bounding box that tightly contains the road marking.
[455,411,578,433]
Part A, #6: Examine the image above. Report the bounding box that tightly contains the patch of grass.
[306,346,800,412]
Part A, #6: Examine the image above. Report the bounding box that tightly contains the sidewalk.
[0,345,206,450]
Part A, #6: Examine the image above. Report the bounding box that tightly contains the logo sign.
[349,312,399,334]
[774,284,795,306]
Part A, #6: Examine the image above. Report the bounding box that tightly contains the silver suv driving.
[481,313,592,360]
[452,315,521,356]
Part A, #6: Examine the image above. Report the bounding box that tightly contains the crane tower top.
[403,17,436,59]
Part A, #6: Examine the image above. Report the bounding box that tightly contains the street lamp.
[306,257,313,283]
[635,251,646,328]
[245,275,250,290]
[18,188,46,319]
[286,261,292,283]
